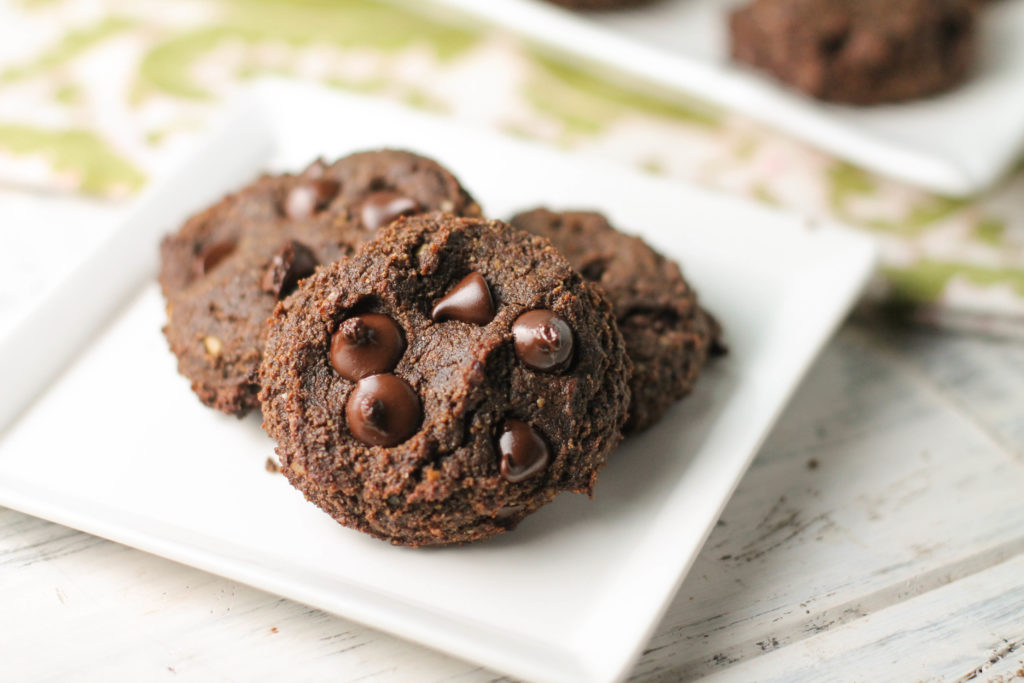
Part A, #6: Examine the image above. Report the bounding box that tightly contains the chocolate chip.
[820,30,849,58]
[261,241,318,299]
[361,191,419,230]
[284,179,340,219]
[195,241,235,277]
[330,314,406,381]
[431,272,495,325]
[512,309,574,372]
[345,374,421,447]
[498,420,550,483]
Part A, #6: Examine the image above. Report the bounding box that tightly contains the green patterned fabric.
[1,0,1022,333]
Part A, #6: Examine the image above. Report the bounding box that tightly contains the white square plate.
[421,0,1024,197]
[0,83,875,683]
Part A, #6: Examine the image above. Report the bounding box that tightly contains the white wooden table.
[3,191,1024,682]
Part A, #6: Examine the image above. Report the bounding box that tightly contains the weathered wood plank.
[632,325,1024,680]
[697,553,1024,683]
[883,324,1024,461]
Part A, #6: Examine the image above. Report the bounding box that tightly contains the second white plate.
[421,0,1024,197]
[0,83,875,683]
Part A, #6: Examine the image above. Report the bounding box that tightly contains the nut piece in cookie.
[158,149,481,417]
[729,0,977,105]
[259,215,631,547]
[510,207,723,433]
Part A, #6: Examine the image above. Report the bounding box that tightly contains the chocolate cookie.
[259,215,631,546]
[159,150,481,417]
[510,208,722,433]
[729,0,977,104]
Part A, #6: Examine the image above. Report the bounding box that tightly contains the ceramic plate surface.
[0,83,875,683]
[420,0,1024,196]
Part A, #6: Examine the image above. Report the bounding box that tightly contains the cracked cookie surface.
[510,208,723,433]
[259,215,631,546]
[159,150,481,416]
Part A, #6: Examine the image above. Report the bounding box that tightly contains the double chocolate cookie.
[259,215,631,546]
[159,150,481,417]
[510,208,722,433]
[730,0,977,104]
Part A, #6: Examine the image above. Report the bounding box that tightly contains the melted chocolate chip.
[361,191,419,231]
[512,309,574,372]
[330,314,406,381]
[195,241,235,277]
[498,420,550,483]
[345,374,421,447]
[261,241,318,299]
[431,272,495,325]
[284,179,340,219]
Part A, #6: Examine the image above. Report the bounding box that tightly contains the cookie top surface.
[730,0,977,104]
[159,150,481,417]
[510,208,721,433]
[258,215,631,546]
